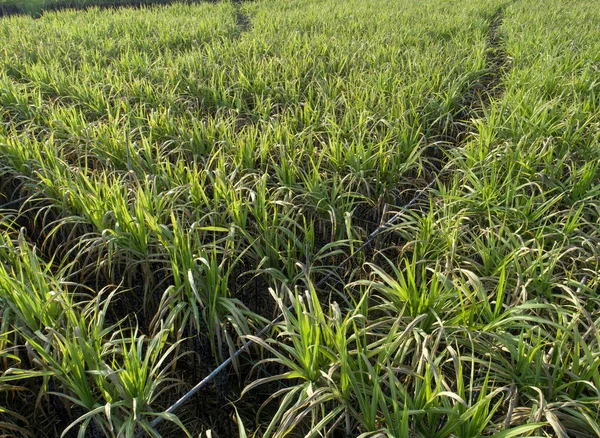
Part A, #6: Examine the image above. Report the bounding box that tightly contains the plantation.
[0,0,598,436]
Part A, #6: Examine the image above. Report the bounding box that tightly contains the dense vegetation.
[0,0,598,436]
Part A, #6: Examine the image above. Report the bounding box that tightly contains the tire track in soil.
[434,5,512,156]
[234,0,251,36]
[476,6,511,113]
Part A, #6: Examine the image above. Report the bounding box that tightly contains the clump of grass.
[0,229,191,436]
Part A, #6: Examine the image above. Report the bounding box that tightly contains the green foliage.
[0,0,598,436]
